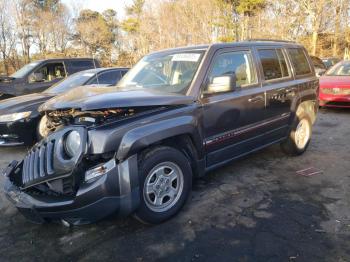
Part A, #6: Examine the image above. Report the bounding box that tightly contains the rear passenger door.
[201,48,266,167]
[256,47,295,139]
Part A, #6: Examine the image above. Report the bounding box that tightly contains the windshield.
[326,62,350,76]
[11,62,40,78]
[117,51,204,94]
[44,71,95,94]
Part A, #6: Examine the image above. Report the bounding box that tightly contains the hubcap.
[295,119,310,150]
[143,161,184,213]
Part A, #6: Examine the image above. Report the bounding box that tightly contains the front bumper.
[0,117,38,146]
[319,92,350,108]
[3,156,140,225]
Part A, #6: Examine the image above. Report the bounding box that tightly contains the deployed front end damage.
[3,124,140,225]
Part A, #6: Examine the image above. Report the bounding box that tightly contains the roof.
[148,40,304,56]
[78,67,130,74]
[35,57,98,63]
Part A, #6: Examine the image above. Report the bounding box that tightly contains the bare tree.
[0,0,17,74]
[14,0,35,63]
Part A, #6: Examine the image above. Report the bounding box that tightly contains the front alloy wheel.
[134,146,192,224]
[144,162,184,213]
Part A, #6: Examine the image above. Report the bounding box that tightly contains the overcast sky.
[61,0,133,18]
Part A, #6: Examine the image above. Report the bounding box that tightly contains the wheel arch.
[116,116,205,177]
[295,100,318,125]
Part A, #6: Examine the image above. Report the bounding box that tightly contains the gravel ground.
[0,108,349,262]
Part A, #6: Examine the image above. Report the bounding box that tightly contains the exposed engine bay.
[40,106,169,137]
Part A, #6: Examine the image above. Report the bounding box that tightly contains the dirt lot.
[0,108,350,262]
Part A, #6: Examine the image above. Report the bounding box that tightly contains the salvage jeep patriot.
[3,41,319,225]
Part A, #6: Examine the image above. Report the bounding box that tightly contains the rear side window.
[71,60,94,68]
[258,49,290,81]
[88,70,122,85]
[287,48,312,76]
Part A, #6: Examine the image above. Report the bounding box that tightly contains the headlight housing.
[0,111,32,123]
[64,130,81,158]
[85,159,116,182]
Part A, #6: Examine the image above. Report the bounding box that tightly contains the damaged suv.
[3,41,319,225]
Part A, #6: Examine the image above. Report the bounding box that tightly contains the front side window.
[117,51,205,94]
[287,48,312,76]
[205,50,257,94]
[11,62,40,78]
[258,49,290,81]
[29,62,66,83]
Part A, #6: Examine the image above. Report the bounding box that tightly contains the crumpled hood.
[0,93,53,115]
[40,86,195,112]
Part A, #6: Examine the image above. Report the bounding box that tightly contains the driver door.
[200,48,266,167]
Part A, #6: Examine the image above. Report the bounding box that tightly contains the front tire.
[134,146,192,224]
[281,112,312,156]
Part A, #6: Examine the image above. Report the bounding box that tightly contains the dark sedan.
[0,67,128,146]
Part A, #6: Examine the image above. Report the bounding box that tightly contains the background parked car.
[310,56,327,77]
[319,60,350,108]
[0,67,128,146]
[322,57,341,69]
[0,58,100,100]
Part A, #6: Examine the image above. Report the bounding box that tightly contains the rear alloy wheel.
[281,112,312,156]
[134,146,192,224]
[294,118,311,150]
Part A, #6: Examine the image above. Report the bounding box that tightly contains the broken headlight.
[85,159,116,182]
[64,130,81,158]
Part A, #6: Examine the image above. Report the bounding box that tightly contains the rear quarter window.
[287,48,312,76]
[70,60,94,68]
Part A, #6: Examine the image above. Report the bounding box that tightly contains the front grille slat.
[39,146,45,177]
[28,152,35,182]
[23,157,28,184]
[46,141,54,175]
[33,149,40,179]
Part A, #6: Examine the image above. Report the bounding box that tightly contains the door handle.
[248,96,264,103]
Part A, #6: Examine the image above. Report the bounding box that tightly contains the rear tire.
[281,112,312,156]
[134,146,192,224]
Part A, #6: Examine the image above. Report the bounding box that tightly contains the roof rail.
[245,38,296,43]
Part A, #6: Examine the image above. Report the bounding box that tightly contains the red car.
[319,61,350,108]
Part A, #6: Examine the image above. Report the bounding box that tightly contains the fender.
[116,115,202,161]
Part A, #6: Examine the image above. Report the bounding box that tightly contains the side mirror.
[206,74,236,94]
[29,72,44,82]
